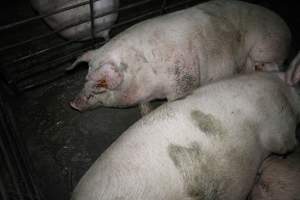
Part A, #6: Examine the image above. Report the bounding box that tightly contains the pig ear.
[277,72,286,83]
[254,63,279,72]
[286,52,300,86]
[90,63,124,90]
[66,50,96,71]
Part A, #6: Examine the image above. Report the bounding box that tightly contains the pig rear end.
[250,147,300,200]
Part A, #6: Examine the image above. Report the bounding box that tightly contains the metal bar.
[160,0,168,14]
[0,125,24,200]
[9,6,161,76]
[0,162,9,200]
[2,94,43,200]
[3,0,199,89]
[89,0,96,46]
[17,45,95,82]
[0,0,102,32]
[21,72,65,91]
[0,0,154,53]
[0,105,34,200]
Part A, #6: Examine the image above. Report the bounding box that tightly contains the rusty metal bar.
[15,8,164,90]
[17,45,95,82]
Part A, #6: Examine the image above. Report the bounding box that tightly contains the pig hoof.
[139,102,152,116]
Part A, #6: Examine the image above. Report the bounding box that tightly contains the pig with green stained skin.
[69,0,291,114]
[71,62,300,200]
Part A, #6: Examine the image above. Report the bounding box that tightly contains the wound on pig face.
[191,110,227,137]
[96,79,108,88]
[168,142,221,200]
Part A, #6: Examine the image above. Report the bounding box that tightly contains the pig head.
[70,62,126,111]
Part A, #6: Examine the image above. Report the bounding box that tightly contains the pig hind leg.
[138,102,153,116]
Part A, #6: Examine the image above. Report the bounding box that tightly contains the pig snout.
[70,96,89,112]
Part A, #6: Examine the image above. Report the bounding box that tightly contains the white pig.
[71,72,299,200]
[250,147,300,200]
[30,0,119,40]
[69,0,291,114]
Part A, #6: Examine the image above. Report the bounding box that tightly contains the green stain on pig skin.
[168,142,221,200]
[191,110,227,137]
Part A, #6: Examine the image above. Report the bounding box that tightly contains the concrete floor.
[12,68,151,200]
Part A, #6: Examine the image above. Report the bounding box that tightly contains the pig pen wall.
[0,0,300,200]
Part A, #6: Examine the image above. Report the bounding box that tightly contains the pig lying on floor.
[71,72,299,200]
[250,147,300,200]
[69,0,291,114]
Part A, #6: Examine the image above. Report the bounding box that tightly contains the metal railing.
[0,89,43,200]
[0,0,200,92]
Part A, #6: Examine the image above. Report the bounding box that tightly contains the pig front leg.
[138,102,153,116]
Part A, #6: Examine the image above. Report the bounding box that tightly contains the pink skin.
[250,148,300,200]
[68,0,292,113]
